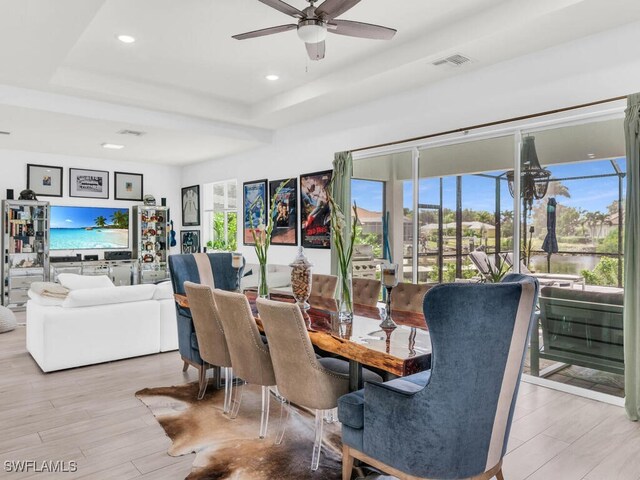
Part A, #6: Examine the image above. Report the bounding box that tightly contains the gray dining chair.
[256,298,382,471]
[212,289,277,439]
[183,282,233,411]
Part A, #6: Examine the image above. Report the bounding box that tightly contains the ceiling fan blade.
[315,0,361,19]
[306,41,326,61]
[232,24,297,40]
[258,0,304,19]
[328,19,396,40]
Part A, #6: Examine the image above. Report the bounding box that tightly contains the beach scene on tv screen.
[50,206,129,250]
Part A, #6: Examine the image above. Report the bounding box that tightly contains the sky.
[353,158,625,214]
[50,206,129,229]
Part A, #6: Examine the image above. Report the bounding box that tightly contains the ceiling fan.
[232,0,397,61]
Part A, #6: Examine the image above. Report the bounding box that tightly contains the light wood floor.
[1,319,640,480]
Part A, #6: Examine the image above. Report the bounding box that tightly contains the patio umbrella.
[541,197,559,272]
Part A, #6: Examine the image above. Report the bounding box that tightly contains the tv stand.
[50,259,139,286]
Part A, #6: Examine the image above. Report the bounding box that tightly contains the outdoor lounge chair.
[468,250,502,281]
[502,253,585,290]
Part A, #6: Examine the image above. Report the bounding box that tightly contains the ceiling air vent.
[0,131,10,135]
[117,129,146,137]
[432,54,471,67]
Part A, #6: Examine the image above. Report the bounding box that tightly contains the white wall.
[0,149,182,258]
[183,20,640,273]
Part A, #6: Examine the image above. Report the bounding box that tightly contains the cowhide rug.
[136,382,343,479]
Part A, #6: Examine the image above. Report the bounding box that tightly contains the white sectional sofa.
[26,275,178,372]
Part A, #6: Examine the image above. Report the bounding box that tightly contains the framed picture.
[26,164,63,197]
[114,172,144,201]
[181,230,200,254]
[69,168,109,199]
[300,169,333,249]
[182,185,200,226]
[269,178,298,246]
[243,179,268,246]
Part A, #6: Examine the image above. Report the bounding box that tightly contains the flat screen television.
[50,206,130,250]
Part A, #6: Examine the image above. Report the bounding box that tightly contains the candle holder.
[380,263,399,329]
[231,252,243,292]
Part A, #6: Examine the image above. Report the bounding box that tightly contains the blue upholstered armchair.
[338,273,539,480]
[168,253,244,378]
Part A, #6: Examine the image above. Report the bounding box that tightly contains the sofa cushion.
[62,284,156,308]
[58,273,115,291]
[153,281,174,300]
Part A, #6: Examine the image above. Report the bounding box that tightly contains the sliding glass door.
[351,108,627,401]
[418,135,515,283]
[520,119,626,398]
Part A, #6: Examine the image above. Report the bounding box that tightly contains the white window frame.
[204,179,237,250]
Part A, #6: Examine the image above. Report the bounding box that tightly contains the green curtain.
[624,93,640,420]
[331,151,353,275]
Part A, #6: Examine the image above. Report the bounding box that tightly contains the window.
[204,180,237,252]
[352,112,627,400]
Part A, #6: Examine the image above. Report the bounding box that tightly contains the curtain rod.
[350,95,627,154]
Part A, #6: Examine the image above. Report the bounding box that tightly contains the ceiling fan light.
[297,21,327,43]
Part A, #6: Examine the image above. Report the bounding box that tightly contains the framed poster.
[26,164,63,197]
[243,179,268,246]
[182,185,200,226]
[181,230,200,254]
[269,178,298,246]
[300,169,333,249]
[69,168,109,199]
[114,172,144,201]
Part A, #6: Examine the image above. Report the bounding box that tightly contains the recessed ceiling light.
[102,143,125,150]
[265,74,280,81]
[587,153,596,158]
[117,34,136,44]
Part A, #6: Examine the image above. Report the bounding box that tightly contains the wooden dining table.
[174,290,432,391]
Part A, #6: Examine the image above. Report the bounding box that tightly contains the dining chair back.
[184,282,233,408]
[390,282,433,314]
[257,298,382,470]
[212,289,276,438]
[338,273,539,480]
[311,274,338,298]
[352,278,381,307]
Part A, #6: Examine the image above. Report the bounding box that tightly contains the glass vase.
[258,262,269,299]
[337,271,353,323]
[290,247,313,310]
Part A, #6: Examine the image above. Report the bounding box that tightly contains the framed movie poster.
[300,169,332,249]
[26,164,63,197]
[182,185,200,226]
[269,178,298,246]
[243,179,268,246]
[114,172,144,201]
[69,168,109,199]
[181,230,200,254]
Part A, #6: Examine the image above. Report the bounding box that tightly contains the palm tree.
[94,216,107,228]
[476,211,494,225]
[110,210,129,229]
[547,181,571,198]
[594,211,607,238]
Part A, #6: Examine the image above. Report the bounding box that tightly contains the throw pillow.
[57,273,115,291]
